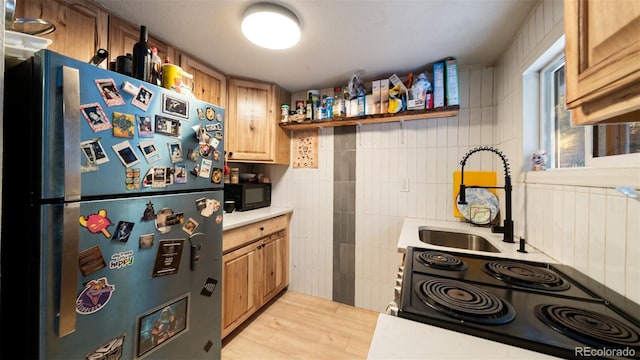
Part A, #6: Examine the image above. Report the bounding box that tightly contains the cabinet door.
[17,0,108,63]
[260,231,288,303]
[221,242,260,338]
[565,0,640,124]
[108,16,175,67]
[180,54,227,107]
[227,78,275,162]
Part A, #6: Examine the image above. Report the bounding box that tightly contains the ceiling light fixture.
[241,2,301,50]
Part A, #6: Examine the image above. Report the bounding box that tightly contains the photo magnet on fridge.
[112,140,140,168]
[80,103,112,133]
[137,115,154,138]
[168,142,183,163]
[138,140,161,164]
[95,78,125,107]
[151,239,185,277]
[155,115,182,138]
[132,85,154,111]
[139,233,155,249]
[80,138,109,165]
[162,93,189,119]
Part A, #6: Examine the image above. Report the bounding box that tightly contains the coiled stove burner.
[535,304,640,350]
[416,251,467,271]
[415,278,515,325]
[482,261,570,291]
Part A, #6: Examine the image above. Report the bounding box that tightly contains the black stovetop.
[398,247,640,360]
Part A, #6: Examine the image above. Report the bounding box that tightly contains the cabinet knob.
[259,226,264,231]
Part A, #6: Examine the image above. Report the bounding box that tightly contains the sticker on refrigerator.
[95,78,125,107]
[110,250,134,269]
[112,140,140,168]
[78,245,107,277]
[132,85,154,111]
[79,209,113,238]
[112,221,135,242]
[196,198,219,218]
[80,102,112,133]
[76,277,115,315]
[211,168,222,184]
[112,112,136,138]
[155,208,182,234]
[197,107,205,120]
[200,278,218,297]
[151,239,185,277]
[162,93,189,119]
[137,115,154,138]
[85,334,125,360]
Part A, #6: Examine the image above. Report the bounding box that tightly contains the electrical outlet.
[400,178,410,192]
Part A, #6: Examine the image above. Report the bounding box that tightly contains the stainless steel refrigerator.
[1,49,225,359]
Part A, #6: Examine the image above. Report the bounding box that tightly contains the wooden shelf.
[279,106,460,130]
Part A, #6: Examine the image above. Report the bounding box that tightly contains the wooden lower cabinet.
[222,215,290,338]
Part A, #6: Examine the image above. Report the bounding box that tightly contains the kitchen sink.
[418,228,500,253]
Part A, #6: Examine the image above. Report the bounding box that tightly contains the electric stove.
[398,247,640,360]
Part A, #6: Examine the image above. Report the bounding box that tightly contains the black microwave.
[224,183,271,211]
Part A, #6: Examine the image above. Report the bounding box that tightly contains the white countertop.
[222,206,293,231]
[368,218,562,359]
[368,314,560,359]
[396,217,557,263]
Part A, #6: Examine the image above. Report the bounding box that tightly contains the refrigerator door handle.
[58,66,82,337]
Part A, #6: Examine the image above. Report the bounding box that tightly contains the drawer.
[223,215,288,253]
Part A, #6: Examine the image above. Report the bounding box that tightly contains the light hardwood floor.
[222,290,380,359]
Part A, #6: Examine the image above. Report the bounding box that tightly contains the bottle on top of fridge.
[306,92,314,120]
[334,86,345,117]
[132,25,152,82]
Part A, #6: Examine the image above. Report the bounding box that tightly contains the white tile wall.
[496,0,640,305]
[269,0,639,311]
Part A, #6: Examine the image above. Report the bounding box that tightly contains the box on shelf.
[445,57,459,106]
[380,79,389,114]
[371,80,381,115]
[433,62,445,108]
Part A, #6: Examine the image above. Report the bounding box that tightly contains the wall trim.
[524,167,640,189]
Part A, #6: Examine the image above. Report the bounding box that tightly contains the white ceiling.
[93,0,537,93]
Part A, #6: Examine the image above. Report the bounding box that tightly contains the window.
[539,56,640,169]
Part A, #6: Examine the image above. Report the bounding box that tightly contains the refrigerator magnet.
[151,239,185,277]
[141,201,157,222]
[86,335,125,360]
[155,208,174,234]
[213,150,221,162]
[182,218,199,235]
[79,209,113,238]
[168,142,183,163]
[197,108,205,120]
[78,245,106,277]
[162,93,189,119]
[109,250,134,269]
[211,168,223,184]
[125,167,141,191]
[205,106,215,120]
[165,166,174,186]
[137,115,154,138]
[198,198,218,218]
[155,115,182,138]
[95,78,125,107]
[112,112,136,138]
[132,85,154,111]
[174,164,187,184]
[112,221,135,242]
[139,233,155,249]
[80,138,109,165]
[112,140,140,168]
[187,147,199,162]
[199,159,212,179]
[138,140,161,163]
[76,277,115,315]
[198,144,212,158]
[80,103,112,133]
[215,214,223,224]
[152,167,167,188]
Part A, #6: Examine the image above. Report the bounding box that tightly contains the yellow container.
[452,171,497,218]
[161,64,183,91]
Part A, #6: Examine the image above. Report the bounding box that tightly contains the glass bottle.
[334,86,345,117]
[132,25,152,82]
[306,92,314,120]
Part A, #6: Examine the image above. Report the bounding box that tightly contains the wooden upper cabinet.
[179,54,227,107]
[564,0,640,125]
[107,16,175,69]
[227,77,290,164]
[16,0,108,64]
